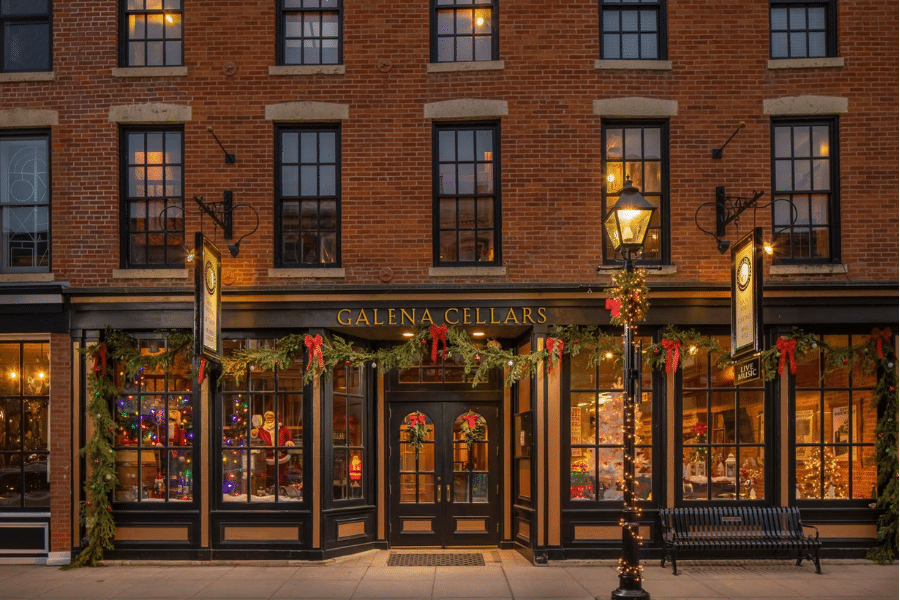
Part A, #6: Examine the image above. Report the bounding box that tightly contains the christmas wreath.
[404,411,431,459]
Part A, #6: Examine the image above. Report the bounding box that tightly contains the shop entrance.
[388,400,500,547]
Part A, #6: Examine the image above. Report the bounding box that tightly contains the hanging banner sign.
[194,232,222,363]
[730,227,764,359]
[734,355,761,386]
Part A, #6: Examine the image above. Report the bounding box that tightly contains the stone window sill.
[769,263,848,276]
[0,273,54,283]
[268,268,346,278]
[269,65,345,76]
[111,67,188,78]
[112,268,191,279]
[594,60,672,71]
[767,57,844,70]
[429,266,507,277]
[427,61,505,74]
[0,72,54,83]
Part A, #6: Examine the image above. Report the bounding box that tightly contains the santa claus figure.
[168,409,186,446]
[251,411,294,488]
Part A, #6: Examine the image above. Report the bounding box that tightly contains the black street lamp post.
[603,180,655,600]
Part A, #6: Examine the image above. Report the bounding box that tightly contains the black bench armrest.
[800,521,819,540]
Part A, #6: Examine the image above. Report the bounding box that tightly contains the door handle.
[437,484,442,503]
[446,484,451,503]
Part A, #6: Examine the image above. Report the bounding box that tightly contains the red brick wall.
[0,0,895,288]
[49,333,71,553]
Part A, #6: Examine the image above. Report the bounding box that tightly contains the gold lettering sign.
[334,307,548,328]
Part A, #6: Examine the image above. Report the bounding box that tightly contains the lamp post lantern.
[604,179,654,600]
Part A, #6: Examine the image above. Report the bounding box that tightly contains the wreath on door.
[404,411,431,459]
[460,411,487,457]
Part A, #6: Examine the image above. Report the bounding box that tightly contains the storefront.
[54,284,895,563]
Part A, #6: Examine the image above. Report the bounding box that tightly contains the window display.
[220,338,304,503]
[681,336,765,501]
[568,341,653,501]
[333,359,364,500]
[0,342,50,509]
[113,339,193,502]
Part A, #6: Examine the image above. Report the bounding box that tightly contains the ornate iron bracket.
[716,186,765,238]
[193,191,233,239]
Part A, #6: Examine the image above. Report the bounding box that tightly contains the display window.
[680,335,765,501]
[220,338,304,503]
[568,338,653,502]
[794,334,877,500]
[112,338,193,503]
[0,341,49,509]
[332,359,363,501]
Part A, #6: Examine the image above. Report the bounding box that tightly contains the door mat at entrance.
[387,552,485,567]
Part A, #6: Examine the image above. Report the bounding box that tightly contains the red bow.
[661,339,681,374]
[461,414,479,428]
[304,334,325,372]
[197,357,206,384]
[93,343,108,377]
[408,413,425,427]
[871,327,892,359]
[430,324,448,363]
[546,337,564,374]
[605,298,622,319]
[776,338,797,375]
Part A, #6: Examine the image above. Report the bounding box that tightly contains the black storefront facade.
[52,279,895,563]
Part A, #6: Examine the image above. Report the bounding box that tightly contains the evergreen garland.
[866,349,898,564]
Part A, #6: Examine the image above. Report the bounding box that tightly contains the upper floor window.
[122,0,183,67]
[1,133,49,273]
[0,341,49,509]
[277,125,340,267]
[601,121,667,264]
[434,121,500,266]
[770,0,835,59]
[771,118,839,263]
[1,1,51,72]
[121,127,185,268]
[432,0,498,63]
[600,0,664,60]
[279,0,341,65]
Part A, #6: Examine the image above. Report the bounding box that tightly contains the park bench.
[659,506,821,575]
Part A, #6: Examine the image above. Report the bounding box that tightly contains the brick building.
[0,1,896,564]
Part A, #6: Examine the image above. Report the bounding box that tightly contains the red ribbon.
[461,414,479,428]
[871,327,892,359]
[408,413,425,427]
[605,298,622,319]
[661,339,681,374]
[430,324,448,363]
[776,338,797,375]
[197,357,206,384]
[546,337,564,374]
[304,334,325,372]
[93,343,108,377]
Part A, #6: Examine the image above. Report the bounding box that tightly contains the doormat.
[387,552,485,567]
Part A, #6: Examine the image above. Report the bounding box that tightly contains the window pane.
[771,32,788,58]
[3,23,50,71]
[604,34,620,59]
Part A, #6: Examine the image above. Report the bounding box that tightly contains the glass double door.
[389,401,500,547]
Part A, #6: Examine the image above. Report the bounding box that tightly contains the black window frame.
[432,120,502,267]
[0,1,52,73]
[0,130,51,274]
[599,0,666,61]
[790,332,879,504]
[430,0,499,63]
[119,125,186,269]
[769,0,837,59]
[275,123,341,268]
[770,117,841,264]
[600,119,669,265]
[217,335,309,508]
[120,0,184,68]
[109,335,196,506]
[677,333,769,504]
[277,0,343,66]
[0,340,50,511]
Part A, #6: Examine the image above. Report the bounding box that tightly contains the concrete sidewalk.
[0,551,895,600]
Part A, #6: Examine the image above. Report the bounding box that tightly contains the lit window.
[433,0,498,63]
[123,0,183,67]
